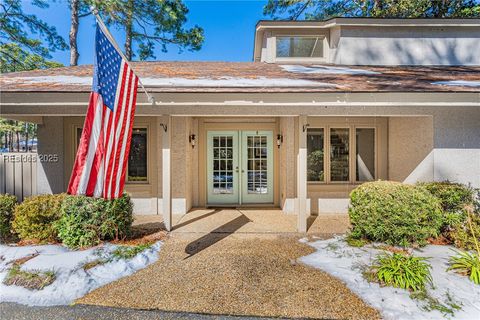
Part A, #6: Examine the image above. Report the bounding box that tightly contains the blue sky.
[25,0,269,65]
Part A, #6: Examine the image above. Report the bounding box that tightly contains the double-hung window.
[307,120,383,184]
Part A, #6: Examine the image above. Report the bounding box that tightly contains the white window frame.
[274,35,327,63]
[307,122,382,185]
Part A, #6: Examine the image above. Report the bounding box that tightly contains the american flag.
[67,24,139,199]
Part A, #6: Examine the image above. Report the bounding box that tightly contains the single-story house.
[1,18,479,232]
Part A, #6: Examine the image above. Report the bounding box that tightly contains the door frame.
[198,118,280,208]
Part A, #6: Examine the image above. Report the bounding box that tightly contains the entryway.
[206,130,273,205]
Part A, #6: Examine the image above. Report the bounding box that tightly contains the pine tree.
[263,0,480,20]
[0,0,67,71]
[90,0,204,61]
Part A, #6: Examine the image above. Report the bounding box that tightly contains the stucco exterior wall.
[36,117,64,194]
[388,116,434,183]
[279,117,296,213]
[333,26,480,66]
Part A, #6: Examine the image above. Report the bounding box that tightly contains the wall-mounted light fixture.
[189,134,196,148]
[302,124,310,132]
[159,123,168,132]
[276,134,283,148]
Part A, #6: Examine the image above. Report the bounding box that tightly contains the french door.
[207,131,273,205]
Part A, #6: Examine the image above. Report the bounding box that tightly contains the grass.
[82,259,107,271]
[345,235,369,247]
[365,252,432,292]
[3,264,55,290]
[111,243,152,260]
[410,290,462,316]
[448,250,480,284]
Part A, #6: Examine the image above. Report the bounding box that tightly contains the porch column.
[162,115,172,231]
[297,115,308,232]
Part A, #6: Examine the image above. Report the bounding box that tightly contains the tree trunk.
[69,0,80,66]
[124,0,134,61]
[15,122,20,152]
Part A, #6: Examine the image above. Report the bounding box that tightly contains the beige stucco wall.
[279,117,297,213]
[388,117,434,182]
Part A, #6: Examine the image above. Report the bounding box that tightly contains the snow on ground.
[9,75,337,87]
[0,242,162,306]
[299,237,480,320]
[431,80,480,87]
[280,64,381,75]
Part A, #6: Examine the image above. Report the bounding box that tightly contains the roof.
[1,62,480,93]
[256,18,480,29]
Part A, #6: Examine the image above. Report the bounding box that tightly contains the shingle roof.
[1,62,480,93]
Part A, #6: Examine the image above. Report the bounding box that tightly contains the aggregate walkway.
[77,230,379,319]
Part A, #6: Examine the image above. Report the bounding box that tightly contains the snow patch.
[12,75,336,87]
[431,80,480,87]
[0,242,162,306]
[300,237,480,320]
[280,65,381,75]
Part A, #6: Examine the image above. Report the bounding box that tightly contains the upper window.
[276,36,324,58]
[75,127,148,183]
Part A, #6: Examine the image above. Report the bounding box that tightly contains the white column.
[297,115,308,232]
[162,115,172,231]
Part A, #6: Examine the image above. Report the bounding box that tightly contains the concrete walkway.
[135,209,350,235]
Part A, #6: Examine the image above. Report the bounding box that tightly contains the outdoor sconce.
[276,134,283,148]
[189,134,196,148]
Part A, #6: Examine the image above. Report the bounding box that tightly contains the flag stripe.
[117,76,139,197]
[67,24,139,199]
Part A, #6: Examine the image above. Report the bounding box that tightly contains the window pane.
[356,128,375,181]
[330,128,349,182]
[128,128,147,182]
[307,129,324,182]
[276,36,324,58]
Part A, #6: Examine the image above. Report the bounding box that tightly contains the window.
[330,128,349,182]
[128,128,147,182]
[75,127,147,183]
[307,124,379,184]
[276,36,324,58]
[307,129,324,182]
[356,128,375,181]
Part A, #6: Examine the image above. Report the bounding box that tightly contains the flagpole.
[91,8,155,105]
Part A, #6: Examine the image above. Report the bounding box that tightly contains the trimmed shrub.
[0,194,17,241]
[57,193,133,249]
[451,212,480,251]
[349,181,443,247]
[12,194,65,243]
[418,182,474,233]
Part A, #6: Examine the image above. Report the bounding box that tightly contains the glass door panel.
[241,131,273,204]
[207,131,239,204]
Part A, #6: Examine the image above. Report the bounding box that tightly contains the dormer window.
[276,36,324,60]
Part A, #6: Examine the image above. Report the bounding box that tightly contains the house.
[1,18,479,232]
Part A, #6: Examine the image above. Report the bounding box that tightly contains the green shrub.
[365,252,432,292]
[418,182,474,234]
[349,181,443,247]
[451,213,480,250]
[0,194,17,241]
[418,181,474,214]
[57,193,133,249]
[12,194,65,243]
[448,250,480,285]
